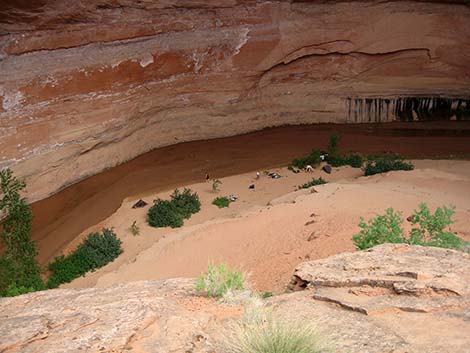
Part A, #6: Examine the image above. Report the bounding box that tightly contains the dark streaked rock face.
[1,1,469,201]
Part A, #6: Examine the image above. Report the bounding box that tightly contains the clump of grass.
[261,291,274,299]
[129,221,140,236]
[298,177,327,190]
[363,155,414,176]
[196,263,245,298]
[213,196,231,208]
[212,179,222,192]
[353,203,463,250]
[221,305,323,353]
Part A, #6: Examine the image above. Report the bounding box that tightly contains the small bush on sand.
[298,177,327,190]
[196,263,245,298]
[212,179,222,192]
[408,203,462,249]
[353,208,405,250]
[47,228,122,288]
[170,188,201,219]
[329,153,364,168]
[148,199,183,228]
[221,305,323,353]
[291,150,322,170]
[129,221,140,236]
[213,196,231,208]
[363,155,413,176]
[353,203,463,250]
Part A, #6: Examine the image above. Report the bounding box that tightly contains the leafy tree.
[0,169,44,296]
[363,155,413,176]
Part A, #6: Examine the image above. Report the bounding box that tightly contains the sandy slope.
[63,160,470,292]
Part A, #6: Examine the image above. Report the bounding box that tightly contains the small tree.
[0,169,44,296]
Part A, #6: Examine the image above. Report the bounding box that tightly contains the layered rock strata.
[1,1,470,201]
[1,244,469,352]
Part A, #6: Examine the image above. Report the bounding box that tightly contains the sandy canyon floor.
[61,159,470,292]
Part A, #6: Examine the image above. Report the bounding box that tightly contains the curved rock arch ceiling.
[0,0,469,202]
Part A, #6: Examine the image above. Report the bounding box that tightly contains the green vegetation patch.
[291,150,322,170]
[147,188,201,228]
[353,203,463,250]
[47,228,123,288]
[213,196,231,208]
[363,155,414,176]
[196,263,245,298]
[0,169,44,297]
[298,177,328,190]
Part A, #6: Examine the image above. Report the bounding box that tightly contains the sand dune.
[63,160,470,292]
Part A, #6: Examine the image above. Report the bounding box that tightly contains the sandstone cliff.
[1,1,470,201]
[1,244,469,352]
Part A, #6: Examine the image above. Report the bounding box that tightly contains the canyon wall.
[1,0,470,201]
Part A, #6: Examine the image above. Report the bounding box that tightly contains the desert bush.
[408,203,462,249]
[129,221,140,236]
[148,199,184,228]
[221,307,323,353]
[0,169,44,297]
[353,208,405,250]
[291,150,322,170]
[329,153,363,168]
[4,283,36,297]
[196,263,245,298]
[212,179,222,192]
[298,177,327,190]
[213,196,231,208]
[170,188,201,219]
[47,228,123,288]
[324,134,363,168]
[353,204,463,250]
[363,155,414,176]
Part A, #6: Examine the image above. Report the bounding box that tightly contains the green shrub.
[222,308,323,353]
[363,155,414,176]
[170,188,201,219]
[196,263,245,298]
[47,228,123,288]
[148,199,184,228]
[329,153,363,168]
[353,204,463,250]
[298,177,327,190]
[0,169,44,297]
[4,283,36,297]
[353,208,405,250]
[213,196,231,208]
[327,133,341,157]
[408,203,462,249]
[291,150,322,170]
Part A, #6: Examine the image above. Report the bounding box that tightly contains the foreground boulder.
[1,245,469,352]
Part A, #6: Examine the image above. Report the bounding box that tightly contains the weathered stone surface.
[1,1,470,201]
[290,243,470,313]
[1,245,469,352]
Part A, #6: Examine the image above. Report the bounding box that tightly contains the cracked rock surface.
[1,245,469,352]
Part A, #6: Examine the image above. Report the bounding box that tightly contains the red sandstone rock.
[0,1,469,201]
